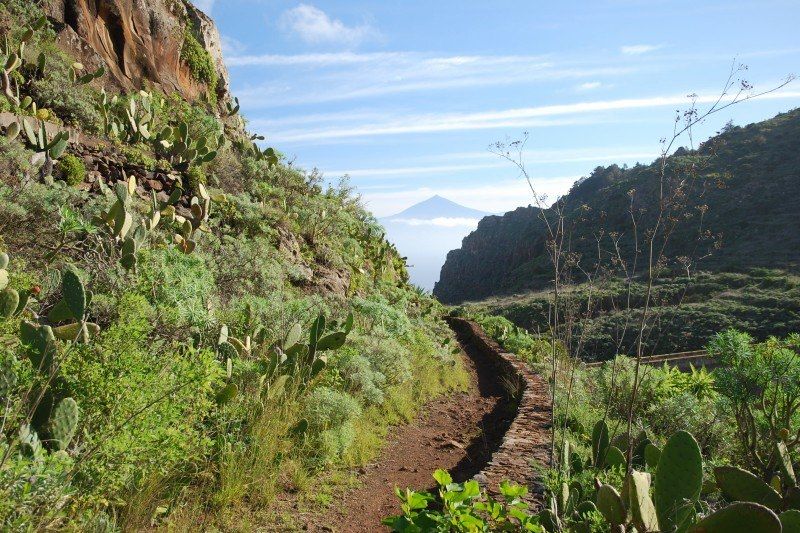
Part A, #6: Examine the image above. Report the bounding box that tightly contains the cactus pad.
[592,419,610,466]
[0,288,19,319]
[605,445,626,469]
[714,465,783,511]
[50,397,79,450]
[61,267,86,320]
[780,510,800,533]
[655,430,703,531]
[596,484,626,526]
[629,471,659,533]
[644,443,661,469]
[688,501,780,532]
[777,440,797,486]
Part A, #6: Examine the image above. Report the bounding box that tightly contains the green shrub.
[185,165,207,193]
[121,144,157,170]
[0,136,33,181]
[304,386,362,463]
[181,27,218,92]
[304,386,362,430]
[56,154,85,186]
[354,333,413,386]
[333,347,387,405]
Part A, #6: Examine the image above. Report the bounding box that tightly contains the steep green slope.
[0,2,465,529]
[434,109,800,304]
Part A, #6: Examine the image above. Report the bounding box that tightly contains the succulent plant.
[714,465,783,511]
[69,62,104,85]
[591,419,610,467]
[596,484,626,527]
[160,120,220,171]
[0,15,47,106]
[654,430,703,530]
[20,118,69,160]
[50,397,79,450]
[688,502,781,532]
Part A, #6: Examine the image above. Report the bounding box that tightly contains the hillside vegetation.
[0,2,466,529]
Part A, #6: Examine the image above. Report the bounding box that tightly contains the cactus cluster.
[545,426,799,533]
[0,16,47,106]
[19,118,69,160]
[69,62,104,85]
[94,177,168,270]
[170,183,213,254]
[215,312,356,407]
[159,121,220,171]
[6,263,91,458]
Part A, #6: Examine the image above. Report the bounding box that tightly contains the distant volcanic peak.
[384,195,491,220]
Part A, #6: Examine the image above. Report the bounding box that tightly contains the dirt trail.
[312,327,519,532]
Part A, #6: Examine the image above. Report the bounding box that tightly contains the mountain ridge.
[433,108,800,304]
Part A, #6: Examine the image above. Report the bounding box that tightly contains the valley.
[0,0,799,531]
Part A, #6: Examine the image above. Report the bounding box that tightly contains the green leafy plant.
[56,153,85,186]
[383,469,543,532]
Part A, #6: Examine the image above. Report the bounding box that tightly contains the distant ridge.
[434,108,800,304]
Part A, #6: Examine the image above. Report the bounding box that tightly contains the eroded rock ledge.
[447,317,552,510]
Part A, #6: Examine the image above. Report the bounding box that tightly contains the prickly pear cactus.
[0,252,9,290]
[50,397,79,450]
[629,471,659,533]
[655,430,703,531]
[61,267,86,320]
[777,440,797,486]
[596,484,626,527]
[688,501,781,532]
[0,288,19,319]
[644,442,661,469]
[605,445,626,469]
[714,465,783,511]
[592,419,610,467]
[780,509,800,533]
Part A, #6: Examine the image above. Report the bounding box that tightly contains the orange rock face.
[45,0,230,108]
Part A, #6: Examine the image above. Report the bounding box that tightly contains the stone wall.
[447,317,552,510]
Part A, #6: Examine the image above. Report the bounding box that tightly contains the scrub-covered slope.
[0,1,465,529]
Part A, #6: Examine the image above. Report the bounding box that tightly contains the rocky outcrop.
[433,205,547,304]
[44,0,231,109]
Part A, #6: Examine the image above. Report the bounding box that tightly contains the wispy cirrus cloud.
[577,81,603,90]
[268,89,800,143]
[280,4,380,47]
[229,51,636,107]
[621,44,663,55]
[324,147,660,180]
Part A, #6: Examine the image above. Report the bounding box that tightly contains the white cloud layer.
[269,89,800,142]
[388,217,483,228]
[280,4,379,47]
[621,44,663,55]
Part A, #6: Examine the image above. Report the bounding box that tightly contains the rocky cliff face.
[433,109,800,304]
[45,0,230,109]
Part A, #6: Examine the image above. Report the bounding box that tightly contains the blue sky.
[195,0,799,217]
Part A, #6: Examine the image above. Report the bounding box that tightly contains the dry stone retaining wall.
[447,317,552,510]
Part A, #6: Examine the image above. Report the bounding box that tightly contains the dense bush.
[56,154,85,186]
